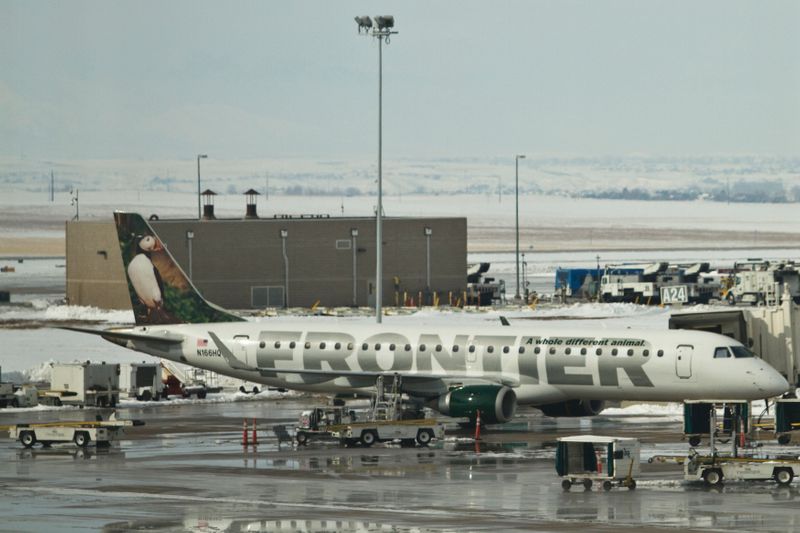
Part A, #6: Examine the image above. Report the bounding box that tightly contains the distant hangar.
[66,213,467,311]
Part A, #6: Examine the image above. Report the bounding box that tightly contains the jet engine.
[434,385,517,424]
[537,399,605,417]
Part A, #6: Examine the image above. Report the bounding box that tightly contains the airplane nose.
[758,367,790,397]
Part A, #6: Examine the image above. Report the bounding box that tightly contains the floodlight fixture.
[355,16,372,33]
[374,16,394,31]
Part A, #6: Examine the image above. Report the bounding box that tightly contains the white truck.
[0,383,38,408]
[119,363,164,401]
[49,362,120,407]
[332,418,444,447]
[683,453,799,486]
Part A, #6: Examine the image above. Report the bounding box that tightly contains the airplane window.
[436,345,442,352]
[657,350,664,357]
[596,348,602,356]
[643,349,649,357]
[714,347,730,359]
[565,348,571,355]
[274,341,281,349]
[361,343,368,350]
[469,346,476,353]
[731,346,756,358]
[611,349,618,356]
[405,344,411,351]
[389,344,396,351]
[419,344,427,352]
[335,342,341,350]
[320,342,326,349]
[627,349,634,357]
[487,346,494,354]
[519,346,525,354]
[374,343,381,350]
[305,342,311,349]
[502,346,509,354]
[549,347,556,355]
[534,347,541,354]
[290,341,296,349]
[580,348,587,355]
[259,341,266,348]
[347,342,353,350]
[453,345,459,352]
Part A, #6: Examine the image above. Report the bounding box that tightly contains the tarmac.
[2,398,800,532]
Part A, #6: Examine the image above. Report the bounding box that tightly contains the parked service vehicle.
[7,412,144,449]
[683,452,799,486]
[332,418,444,448]
[0,383,38,408]
[119,363,165,401]
[556,435,640,491]
[49,362,120,407]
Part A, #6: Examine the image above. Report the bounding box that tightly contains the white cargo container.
[49,362,120,407]
[119,363,164,401]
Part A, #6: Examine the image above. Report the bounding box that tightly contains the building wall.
[66,216,467,310]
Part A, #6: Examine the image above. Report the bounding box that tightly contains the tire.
[360,430,377,447]
[74,431,90,448]
[602,481,613,492]
[296,431,308,446]
[628,479,637,490]
[774,468,794,486]
[54,397,62,407]
[583,478,593,490]
[140,390,152,402]
[689,436,701,447]
[10,398,19,408]
[703,468,723,487]
[197,390,207,399]
[252,386,260,394]
[239,386,246,393]
[20,431,36,448]
[561,479,572,491]
[778,434,791,445]
[416,429,433,447]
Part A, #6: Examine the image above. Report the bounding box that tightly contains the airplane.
[65,212,790,424]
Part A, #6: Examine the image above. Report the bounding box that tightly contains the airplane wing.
[208,331,519,388]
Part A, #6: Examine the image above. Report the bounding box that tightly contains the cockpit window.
[714,347,731,359]
[730,346,756,358]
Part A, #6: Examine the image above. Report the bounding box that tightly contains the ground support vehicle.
[0,383,38,408]
[556,435,640,491]
[685,453,800,486]
[5,412,143,449]
[332,419,444,448]
[49,362,120,407]
[294,406,354,445]
[119,363,165,401]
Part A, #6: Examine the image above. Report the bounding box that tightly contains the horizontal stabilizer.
[59,326,184,346]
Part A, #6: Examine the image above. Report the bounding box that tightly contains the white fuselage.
[118,321,789,404]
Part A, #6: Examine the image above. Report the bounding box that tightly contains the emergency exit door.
[676,345,693,379]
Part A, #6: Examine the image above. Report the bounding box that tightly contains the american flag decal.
[197,338,208,347]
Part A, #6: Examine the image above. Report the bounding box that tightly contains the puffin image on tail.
[127,234,170,323]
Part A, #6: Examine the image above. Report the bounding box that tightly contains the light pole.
[351,228,359,307]
[355,15,397,324]
[197,154,207,220]
[280,229,289,308]
[514,154,526,300]
[424,227,432,291]
[186,230,194,279]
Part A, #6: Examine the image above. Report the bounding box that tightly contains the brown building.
[66,216,467,310]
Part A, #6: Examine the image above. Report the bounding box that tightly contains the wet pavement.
[2,399,800,532]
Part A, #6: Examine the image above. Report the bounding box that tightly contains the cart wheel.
[561,479,572,491]
[296,431,308,446]
[252,386,260,394]
[702,468,723,487]
[602,481,613,491]
[689,436,701,447]
[582,478,593,490]
[74,431,90,448]
[416,429,433,447]
[627,479,637,490]
[778,434,791,445]
[20,431,36,448]
[360,430,377,447]
[774,468,794,486]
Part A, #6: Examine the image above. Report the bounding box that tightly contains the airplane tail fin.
[113,212,245,325]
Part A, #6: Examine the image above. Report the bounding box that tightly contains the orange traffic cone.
[241,419,248,446]
[475,410,482,441]
[252,418,258,446]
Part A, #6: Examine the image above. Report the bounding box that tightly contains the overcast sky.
[1,1,798,161]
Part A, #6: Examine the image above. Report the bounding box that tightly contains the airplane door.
[676,345,693,379]
[233,335,256,367]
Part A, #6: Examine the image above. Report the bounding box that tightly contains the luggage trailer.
[556,435,640,491]
[5,413,144,449]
